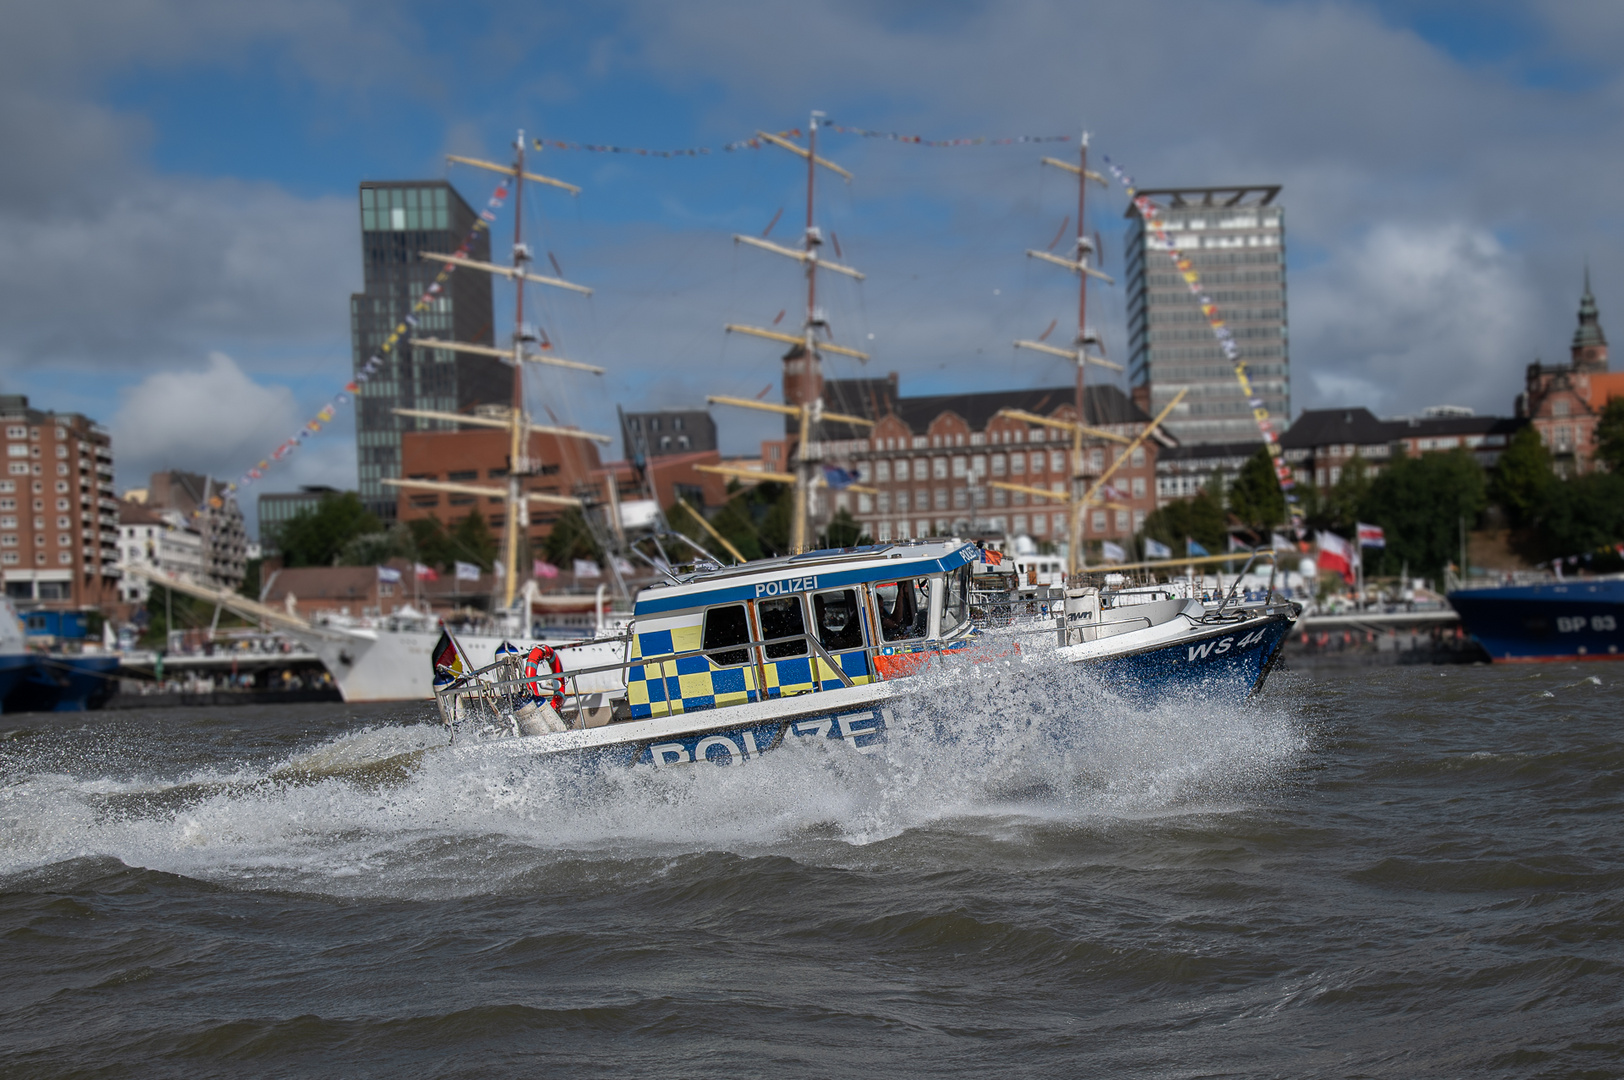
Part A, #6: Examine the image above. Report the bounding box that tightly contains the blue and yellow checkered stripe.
[761,651,871,699]
[626,618,873,719]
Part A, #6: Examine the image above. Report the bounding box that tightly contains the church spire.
[1571,265,1608,371]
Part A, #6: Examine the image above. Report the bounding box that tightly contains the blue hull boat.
[6,654,121,712]
[1448,578,1624,662]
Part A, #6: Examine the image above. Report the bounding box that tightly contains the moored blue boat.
[1447,577,1624,662]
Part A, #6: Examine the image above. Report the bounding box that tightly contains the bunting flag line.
[1102,154,1304,536]
[531,126,1072,158]
[825,124,1070,146]
[197,176,513,516]
[533,133,801,156]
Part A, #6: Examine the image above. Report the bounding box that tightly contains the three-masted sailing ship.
[986,133,1186,576]
[695,111,877,553]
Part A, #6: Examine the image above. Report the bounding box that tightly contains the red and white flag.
[1356,522,1386,548]
[1317,531,1355,584]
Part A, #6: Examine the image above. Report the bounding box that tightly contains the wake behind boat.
[434,539,1299,770]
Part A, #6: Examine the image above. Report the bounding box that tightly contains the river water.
[1,658,1620,1077]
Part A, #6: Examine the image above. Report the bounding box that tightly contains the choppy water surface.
[1,660,1620,1077]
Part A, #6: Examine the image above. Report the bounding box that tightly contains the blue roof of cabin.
[633,540,981,616]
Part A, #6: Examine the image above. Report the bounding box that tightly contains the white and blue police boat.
[433,539,1300,769]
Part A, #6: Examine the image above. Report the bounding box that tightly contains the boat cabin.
[625,540,981,719]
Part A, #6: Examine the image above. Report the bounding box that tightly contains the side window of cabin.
[812,589,864,652]
[702,604,750,666]
[875,579,930,642]
[757,596,808,659]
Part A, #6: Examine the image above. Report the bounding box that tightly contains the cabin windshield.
[757,596,808,659]
[812,589,865,651]
[938,565,971,636]
[875,579,931,642]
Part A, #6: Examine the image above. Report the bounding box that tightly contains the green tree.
[339,521,416,567]
[406,516,455,570]
[1325,454,1373,529]
[271,492,379,567]
[1139,488,1227,555]
[1227,446,1286,535]
[1593,396,1624,474]
[239,556,263,600]
[708,493,765,562]
[755,482,794,556]
[1538,471,1624,558]
[820,507,869,549]
[1489,424,1555,529]
[1361,448,1486,578]
[543,506,603,565]
[450,510,499,571]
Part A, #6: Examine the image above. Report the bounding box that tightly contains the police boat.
[430,539,1300,769]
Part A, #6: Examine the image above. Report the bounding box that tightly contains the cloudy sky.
[2,0,1620,534]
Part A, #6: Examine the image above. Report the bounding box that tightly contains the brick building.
[117,500,204,605]
[397,422,605,544]
[801,376,1165,552]
[1278,407,1524,488]
[1516,272,1624,474]
[142,470,247,591]
[0,395,119,610]
[621,409,718,460]
[259,564,406,619]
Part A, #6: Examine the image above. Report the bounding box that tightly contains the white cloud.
[112,351,300,483]
[1291,222,1535,416]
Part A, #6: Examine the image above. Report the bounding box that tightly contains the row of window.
[1,533,75,547]
[0,516,74,529]
[863,447,1146,483]
[868,425,1092,451]
[864,508,1146,541]
[361,186,452,233]
[0,551,73,565]
[5,443,70,459]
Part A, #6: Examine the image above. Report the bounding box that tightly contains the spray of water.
[0,649,1305,895]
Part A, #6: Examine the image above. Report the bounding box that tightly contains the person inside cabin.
[813,590,864,652]
[877,579,930,642]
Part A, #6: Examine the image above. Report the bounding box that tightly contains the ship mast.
[382,130,610,615]
[703,112,874,553]
[1007,131,1120,579]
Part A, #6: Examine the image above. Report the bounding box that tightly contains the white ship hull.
[294,625,628,703]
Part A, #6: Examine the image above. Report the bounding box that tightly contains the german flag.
[431,623,470,687]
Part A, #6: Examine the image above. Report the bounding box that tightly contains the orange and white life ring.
[523,644,565,710]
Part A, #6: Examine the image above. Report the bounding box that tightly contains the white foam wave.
[0,653,1306,896]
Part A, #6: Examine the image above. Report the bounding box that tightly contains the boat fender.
[524,644,565,711]
[514,699,568,735]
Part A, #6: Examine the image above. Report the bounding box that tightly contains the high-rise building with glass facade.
[351,181,504,519]
[1126,185,1288,446]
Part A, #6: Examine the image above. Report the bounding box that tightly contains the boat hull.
[1448,581,1624,662]
[303,626,627,702]
[457,609,1297,771]
[1078,612,1295,698]
[5,655,120,713]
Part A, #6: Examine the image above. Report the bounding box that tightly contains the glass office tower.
[1125,185,1288,446]
[351,181,504,520]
